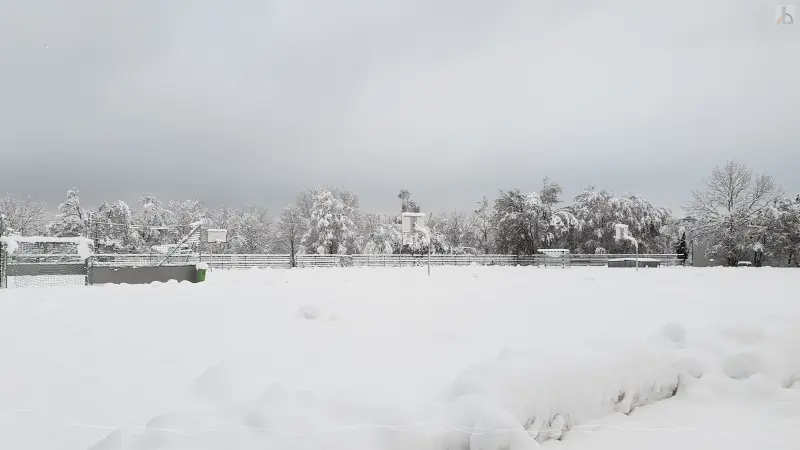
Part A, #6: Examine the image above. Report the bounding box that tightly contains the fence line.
[89,253,681,269]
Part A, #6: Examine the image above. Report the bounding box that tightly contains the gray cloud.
[1,0,798,216]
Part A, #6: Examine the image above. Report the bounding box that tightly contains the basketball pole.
[426,217,433,276]
[615,224,638,271]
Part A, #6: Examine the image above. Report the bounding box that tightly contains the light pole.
[414,224,432,276]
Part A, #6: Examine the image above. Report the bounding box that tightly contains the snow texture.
[196,262,209,271]
[0,267,798,450]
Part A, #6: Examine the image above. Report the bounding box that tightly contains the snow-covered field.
[0,266,798,450]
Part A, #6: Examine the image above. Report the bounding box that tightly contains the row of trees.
[1,161,798,265]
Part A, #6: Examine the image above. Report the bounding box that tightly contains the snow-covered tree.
[359,213,402,254]
[440,210,477,253]
[493,180,578,255]
[675,232,688,265]
[231,206,272,253]
[277,204,305,266]
[686,161,781,266]
[404,213,448,254]
[758,194,800,266]
[398,190,421,214]
[168,199,207,241]
[570,188,670,254]
[295,189,316,221]
[0,194,47,235]
[472,196,495,254]
[92,200,142,252]
[135,194,174,247]
[300,188,361,255]
[302,189,359,254]
[48,188,88,237]
[208,206,239,254]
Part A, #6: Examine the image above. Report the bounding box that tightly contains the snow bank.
[0,267,798,450]
[433,346,679,449]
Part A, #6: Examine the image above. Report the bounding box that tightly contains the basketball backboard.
[401,213,426,234]
[614,224,630,241]
[207,229,228,244]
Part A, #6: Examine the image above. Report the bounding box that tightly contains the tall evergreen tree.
[675,232,688,265]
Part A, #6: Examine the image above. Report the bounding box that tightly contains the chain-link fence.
[0,239,88,288]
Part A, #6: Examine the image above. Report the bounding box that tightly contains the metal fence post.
[0,242,6,289]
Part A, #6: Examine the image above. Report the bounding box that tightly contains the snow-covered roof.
[400,212,426,217]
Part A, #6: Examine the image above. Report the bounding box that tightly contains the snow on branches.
[686,161,782,266]
[301,188,359,255]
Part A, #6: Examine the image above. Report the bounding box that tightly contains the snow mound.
[662,323,687,346]
[192,361,241,407]
[722,353,763,380]
[440,345,680,447]
[297,304,324,320]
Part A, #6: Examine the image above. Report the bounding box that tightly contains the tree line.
[1,161,798,266]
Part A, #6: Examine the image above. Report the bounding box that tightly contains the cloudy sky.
[1,0,798,215]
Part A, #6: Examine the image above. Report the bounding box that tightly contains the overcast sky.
[1,0,798,216]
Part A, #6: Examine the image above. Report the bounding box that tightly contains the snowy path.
[0,267,798,449]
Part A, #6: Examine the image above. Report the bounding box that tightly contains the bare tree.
[276,204,304,267]
[0,194,47,235]
[233,206,272,254]
[472,196,494,254]
[295,189,315,221]
[686,161,781,266]
[440,210,475,252]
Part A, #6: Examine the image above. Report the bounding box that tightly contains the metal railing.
[87,253,681,269]
[91,253,195,267]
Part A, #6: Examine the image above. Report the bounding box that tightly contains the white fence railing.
[89,253,681,269]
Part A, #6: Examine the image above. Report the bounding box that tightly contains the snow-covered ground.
[0,266,798,450]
